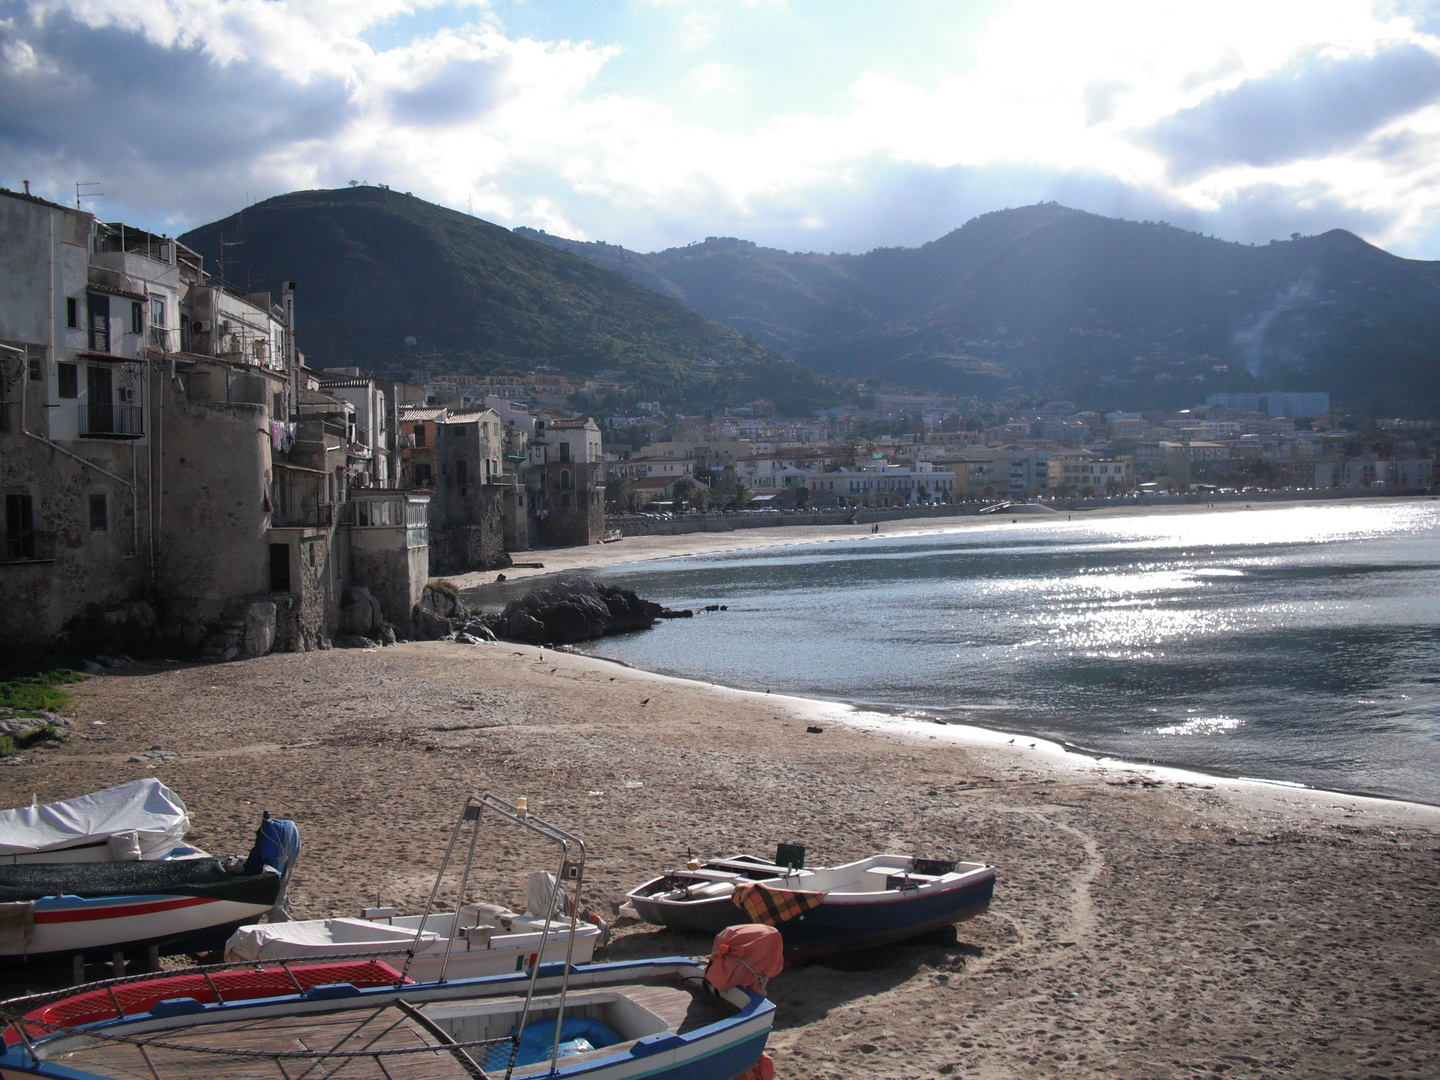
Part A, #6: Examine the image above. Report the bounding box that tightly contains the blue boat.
[626,853,997,960]
[0,956,774,1080]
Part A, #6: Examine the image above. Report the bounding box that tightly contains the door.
[269,543,291,593]
[87,366,113,434]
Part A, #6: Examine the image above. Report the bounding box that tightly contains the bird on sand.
[640,698,650,706]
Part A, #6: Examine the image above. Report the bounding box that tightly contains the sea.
[574,500,1440,806]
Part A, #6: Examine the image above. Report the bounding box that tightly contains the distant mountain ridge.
[178,187,842,413]
[518,205,1440,417]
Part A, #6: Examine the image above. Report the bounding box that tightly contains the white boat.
[0,779,197,865]
[225,892,602,980]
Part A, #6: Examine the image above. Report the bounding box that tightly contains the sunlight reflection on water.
[582,501,1440,803]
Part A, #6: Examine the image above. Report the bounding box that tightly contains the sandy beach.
[5,612,1438,1078]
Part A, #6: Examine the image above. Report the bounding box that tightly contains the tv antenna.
[75,181,103,209]
[217,232,244,284]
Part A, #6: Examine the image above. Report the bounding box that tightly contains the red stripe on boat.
[32,897,213,923]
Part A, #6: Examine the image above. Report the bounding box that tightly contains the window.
[131,301,143,334]
[560,469,571,490]
[150,298,165,327]
[28,357,41,381]
[5,494,35,560]
[455,459,467,486]
[87,293,110,352]
[413,463,433,487]
[58,364,78,398]
[66,298,78,328]
[88,493,108,532]
[559,441,571,463]
[413,425,426,448]
[269,543,291,593]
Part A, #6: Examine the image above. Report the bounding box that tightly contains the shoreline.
[8,639,1439,1076]
[450,493,1426,596]
[568,647,1440,827]
[458,494,1440,816]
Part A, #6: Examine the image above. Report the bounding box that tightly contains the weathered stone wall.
[429,484,508,571]
[154,368,275,643]
[536,462,604,546]
[350,527,427,634]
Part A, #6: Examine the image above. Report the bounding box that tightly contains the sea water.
[577,500,1440,805]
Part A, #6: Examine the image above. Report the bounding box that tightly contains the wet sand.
[5,641,1437,1079]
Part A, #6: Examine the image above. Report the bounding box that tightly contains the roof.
[547,419,596,429]
[399,407,448,422]
[317,378,375,389]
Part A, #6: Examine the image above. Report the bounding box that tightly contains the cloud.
[3,0,1440,260]
[1143,43,1440,178]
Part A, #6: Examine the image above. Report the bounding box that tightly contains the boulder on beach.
[483,578,690,645]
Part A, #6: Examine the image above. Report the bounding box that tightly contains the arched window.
[560,469,571,490]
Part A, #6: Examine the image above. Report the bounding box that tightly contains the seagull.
[1029,742,1037,749]
[640,698,650,706]
[1007,738,1014,745]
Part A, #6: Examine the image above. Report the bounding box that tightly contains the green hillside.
[520,205,1440,417]
[179,187,844,414]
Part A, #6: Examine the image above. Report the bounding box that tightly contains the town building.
[0,188,427,653]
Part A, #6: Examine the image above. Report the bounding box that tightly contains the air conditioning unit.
[117,387,135,403]
[191,319,211,333]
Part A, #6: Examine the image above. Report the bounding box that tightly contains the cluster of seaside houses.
[0,188,603,655]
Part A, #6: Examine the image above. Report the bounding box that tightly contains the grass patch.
[427,579,461,601]
[0,652,86,716]
[0,723,64,757]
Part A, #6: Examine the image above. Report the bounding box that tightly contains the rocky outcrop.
[481,578,691,646]
[412,583,495,642]
[340,586,385,637]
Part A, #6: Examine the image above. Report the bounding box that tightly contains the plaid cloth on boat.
[731,882,824,925]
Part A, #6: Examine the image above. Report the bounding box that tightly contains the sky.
[4,0,1440,257]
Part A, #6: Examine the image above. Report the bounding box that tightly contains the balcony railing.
[271,502,335,529]
[79,404,144,438]
[148,326,173,351]
[2,530,57,564]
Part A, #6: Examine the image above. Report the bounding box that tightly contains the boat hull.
[630,868,996,959]
[0,958,775,1080]
[16,894,277,960]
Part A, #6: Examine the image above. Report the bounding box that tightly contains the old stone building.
[530,417,605,546]
[0,187,429,654]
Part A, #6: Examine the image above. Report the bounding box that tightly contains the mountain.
[518,205,1440,417]
[178,187,844,414]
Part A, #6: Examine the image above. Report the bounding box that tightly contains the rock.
[413,606,455,642]
[241,600,277,659]
[461,621,497,642]
[487,578,679,645]
[220,646,238,662]
[83,660,106,676]
[335,634,378,649]
[378,626,397,647]
[421,584,466,621]
[341,586,382,636]
[454,632,483,645]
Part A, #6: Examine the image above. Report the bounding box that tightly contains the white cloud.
[4,0,1440,257]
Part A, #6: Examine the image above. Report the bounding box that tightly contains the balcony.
[148,326,174,351]
[79,404,144,438]
[271,502,335,529]
[1,530,57,564]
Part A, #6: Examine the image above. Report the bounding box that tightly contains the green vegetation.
[523,206,1440,418]
[0,654,82,757]
[179,188,847,414]
[0,654,84,716]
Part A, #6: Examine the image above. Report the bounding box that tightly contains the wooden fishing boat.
[626,852,997,959]
[0,815,300,963]
[0,956,775,1079]
[0,796,777,1079]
